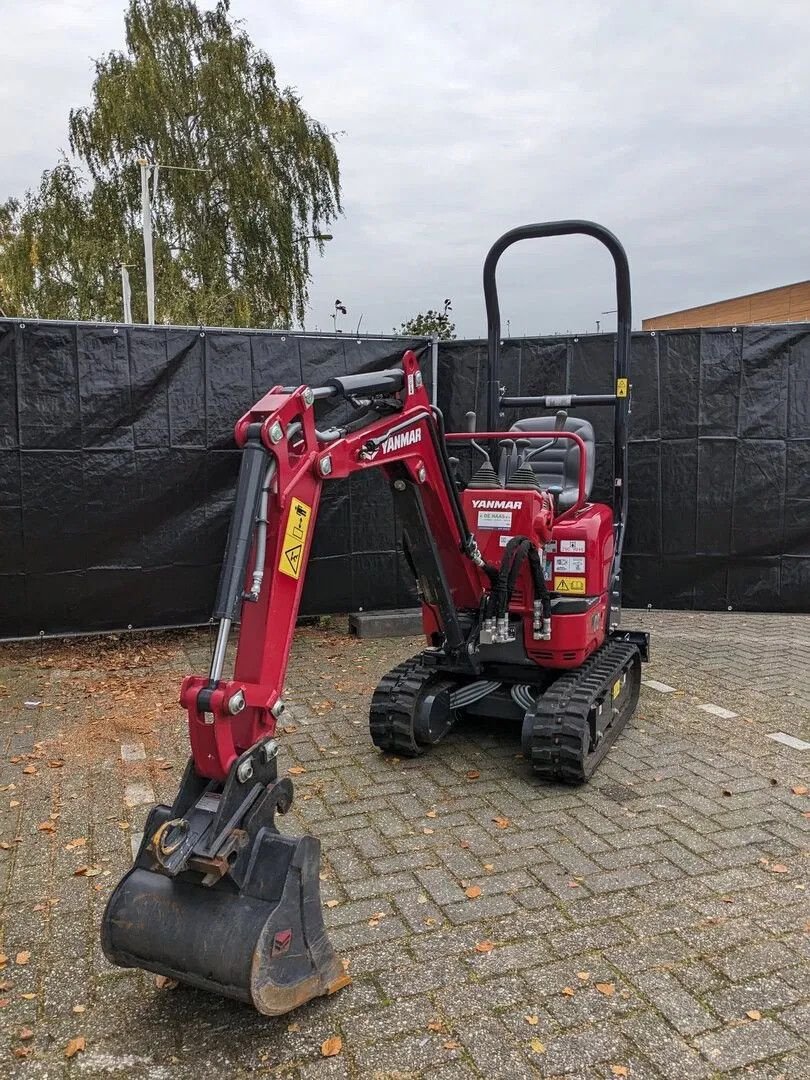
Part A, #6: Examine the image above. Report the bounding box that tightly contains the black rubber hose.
[526,544,551,618]
[490,536,529,620]
[504,540,532,617]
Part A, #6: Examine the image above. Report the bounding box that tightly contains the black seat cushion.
[508,416,595,509]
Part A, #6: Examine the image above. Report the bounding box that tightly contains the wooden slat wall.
[642,280,810,329]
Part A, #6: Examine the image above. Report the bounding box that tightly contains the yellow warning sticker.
[278,497,312,580]
[554,575,586,594]
[612,678,622,699]
[616,377,628,397]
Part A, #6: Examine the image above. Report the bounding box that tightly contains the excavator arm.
[101,349,489,1014]
[184,348,484,784]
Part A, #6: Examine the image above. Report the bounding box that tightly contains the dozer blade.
[101,740,350,1016]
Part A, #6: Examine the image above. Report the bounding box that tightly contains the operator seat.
[506,416,596,509]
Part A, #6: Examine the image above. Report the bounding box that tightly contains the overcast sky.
[2,0,810,336]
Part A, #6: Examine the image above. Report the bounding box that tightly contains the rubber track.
[369,656,433,757]
[527,639,641,784]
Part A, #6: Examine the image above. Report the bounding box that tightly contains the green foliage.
[397,301,456,340]
[0,0,340,325]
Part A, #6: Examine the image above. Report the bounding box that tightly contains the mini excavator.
[102,221,649,1016]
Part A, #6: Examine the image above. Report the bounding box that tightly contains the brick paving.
[0,609,808,1078]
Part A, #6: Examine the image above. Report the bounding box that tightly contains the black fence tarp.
[0,320,428,637]
[437,326,810,613]
[2,319,809,639]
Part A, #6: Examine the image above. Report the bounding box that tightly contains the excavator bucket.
[101,739,349,1016]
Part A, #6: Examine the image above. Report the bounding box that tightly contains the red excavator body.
[101,220,650,1019]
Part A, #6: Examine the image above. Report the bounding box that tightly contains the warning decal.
[554,575,586,594]
[554,555,585,574]
[278,497,312,580]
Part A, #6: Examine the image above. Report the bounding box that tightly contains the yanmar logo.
[472,499,523,510]
[365,427,422,460]
[381,428,422,454]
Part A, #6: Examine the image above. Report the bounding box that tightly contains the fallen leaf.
[324,900,340,909]
[65,837,87,851]
[427,1018,446,1032]
[492,816,511,829]
[530,1038,546,1053]
[720,896,734,903]
[72,1004,86,1014]
[64,1036,86,1059]
[769,864,789,874]
[154,975,179,990]
[483,863,494,872]
[459,840,470,849]
[287,1021,300,1033]
[596,982,615,996]
[465,885,482,899]
[9,800,20,808]
[562,986,575,997]
[280,724,298,734]
[577,971,591,981]
[0,953,7,966]
[791,785,808,795]
[21,993,36,1000]
[466,769,480,780]
[16,951,31,966]
[37,821,56,833]
[22,765,37,775]
[423,827,435,835]
[288,766,306,776]
[524,1014,539,1025]
[443,1039,461,1050]
[19,1026,34,1040]
[321,1036,342,1057]
[0,998,9,1008]
[73,866,102,877]
[475,940,495,953]
[426,810,438,819]
[746,1010,762,1020]
[47,759,64,768]
[611,1067,629,1077]
[14,1046,31,1058]
[567,880,581,888]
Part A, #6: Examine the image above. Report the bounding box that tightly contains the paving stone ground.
[0,609,808,1079]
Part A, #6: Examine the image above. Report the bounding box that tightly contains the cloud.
[3,0,810,334]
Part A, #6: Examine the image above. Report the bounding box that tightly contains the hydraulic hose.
[526,544,551,620]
